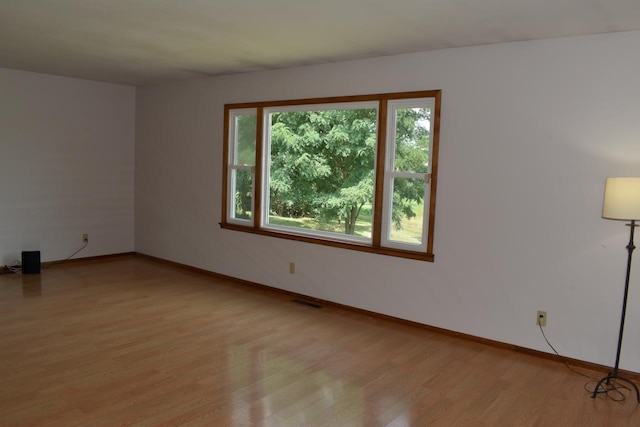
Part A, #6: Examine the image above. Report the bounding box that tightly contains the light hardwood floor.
[1,256,638,426]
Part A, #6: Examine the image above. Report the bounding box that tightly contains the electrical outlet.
[537,310,547,327]
[82,233,89,243]
[289,262,295,274]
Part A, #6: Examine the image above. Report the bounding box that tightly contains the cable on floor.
[538,323,632,403]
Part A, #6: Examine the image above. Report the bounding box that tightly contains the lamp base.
[591,373,640,402]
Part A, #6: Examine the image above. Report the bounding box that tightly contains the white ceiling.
[1,0,639,86]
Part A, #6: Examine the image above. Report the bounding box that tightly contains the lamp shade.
[603,177,640,220]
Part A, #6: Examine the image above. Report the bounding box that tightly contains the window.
[227,109,257,225]
[221,91,441,261]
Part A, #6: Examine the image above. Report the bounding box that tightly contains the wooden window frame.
[221,90,441,262]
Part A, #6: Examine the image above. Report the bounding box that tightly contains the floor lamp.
[592,177,640,402]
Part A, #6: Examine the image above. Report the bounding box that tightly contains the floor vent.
[292,299,322,309]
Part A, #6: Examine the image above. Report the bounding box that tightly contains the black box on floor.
[22,251,41,274]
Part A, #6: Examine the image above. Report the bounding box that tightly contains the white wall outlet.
[537,310,547,327]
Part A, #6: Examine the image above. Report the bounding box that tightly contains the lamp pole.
[592,219,640,401]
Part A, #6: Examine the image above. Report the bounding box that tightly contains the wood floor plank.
[1,256,639,426]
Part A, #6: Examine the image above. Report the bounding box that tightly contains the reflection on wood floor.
[0,256,638,426]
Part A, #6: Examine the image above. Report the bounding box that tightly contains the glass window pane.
[235,114,256,166]
[388,177,425,244]
[231,169,252,221]
[394,107,431,173]
[267,107,377,240]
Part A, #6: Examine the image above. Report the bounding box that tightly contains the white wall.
[0,68,135,265]
[135,31,640,371]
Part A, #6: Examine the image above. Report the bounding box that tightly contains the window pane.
[235,114,256,166]
[394,107,430,173]
[267,107,377,240]
[231,169,252,221]
[388,177,425,244]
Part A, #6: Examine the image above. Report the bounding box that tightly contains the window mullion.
[253,107,264,229]
[372,99,387,248]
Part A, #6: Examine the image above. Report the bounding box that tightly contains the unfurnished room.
[2,1,640,425]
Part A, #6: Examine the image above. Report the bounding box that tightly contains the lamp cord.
[538,324,596,380]
[538,324,631,402]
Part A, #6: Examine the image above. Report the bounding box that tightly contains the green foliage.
[390,106,431,230]
[267,106,431,235]
[394,108,430,172]
[234,114,257,219]
[236,115,256,165]
[269,108,377,234]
